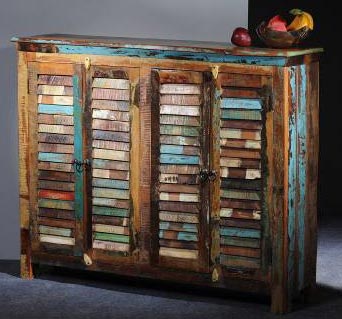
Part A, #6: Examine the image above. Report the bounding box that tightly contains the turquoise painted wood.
[159,230,198,242]
[288,66,297,296]
[221,109,262,121]
[92,178,129,190]
[73,75,84,221]
[159,222,198,233]
[160,154,199,165]
[92,206,129,217]
[94,232,130,243]
[38,152,70,163]
[297,64,307,291]
[160,145,186,155]
[38,104,73,115]
[221,98,262,110]
[220,227,261,239]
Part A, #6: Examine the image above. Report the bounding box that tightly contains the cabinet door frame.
[84,64,141,265]
[150,68,212,273]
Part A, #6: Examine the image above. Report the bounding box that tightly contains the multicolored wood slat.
[157,70,202,260]
[218,73,264,270]
[37,74,76,248]
[91,70,131,253]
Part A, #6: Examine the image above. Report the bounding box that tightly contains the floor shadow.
[0,259,20,277]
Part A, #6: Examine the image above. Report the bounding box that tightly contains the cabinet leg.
[20,254,34,280]
[271,287,292,314]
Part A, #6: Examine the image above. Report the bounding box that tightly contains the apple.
[267,15,287,32]
[231,27,252,47]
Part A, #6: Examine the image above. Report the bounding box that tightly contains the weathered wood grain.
[39,225,73,237]
[92,178,129,190]
[92,140,129,151]
[220,167,261,179]
[160,95,200,106]
[160,125,200,137]
[221,109,261,121]
[38,162,74,172]
[159,211,199,224]
[159,247,198,259]
[159,201,199,213]
[160,115,200,127]
[92,78,129,89]
[221,87,259,99]
[92,159,129,171]
[92,197,130,209]
[93,149,129,161]
[38,104,73,115]
[220,119,262,130]
[221,98,262,110]
[221,198,261,210]
[92,130,129,142]
[160,84,201,95]
[220,227,261,238]
[92,119,129,132]
[159,183,199,194]
[92,205,129,217]
[159,192,199,203]
[158,70,202,84]
[220,208,261,220]
[220,148,261,159]
[220,189,261,201]
[38,180,74,191]
[38,114,74,126]
[37,85,73,96]
[92,100,129,111]
[159,239,198,250]
[92,240,129,252]
[160,135,199,146]
[220,128,261,140]
[220,254,260,269]
[38,208,75,220]
[40,234,75,246]
[159,174,199,184]
[38,143,74,154]
[160,105,200,116]
[38,198,74,210]
[220,157,261,169]
[93,188,130,200]
[38,216,75,228]
[160,144,200,156]
[92,215,129,227]
[220,218,261,229]
[38,152,74,163]
[92,88,130,101]
[92,109,129,122]
[38,75,73,86]
[94,232,130,243]
[218,73,262,88]
[220,178,261,190]
[38,170,74,182]
[159,230,198,242]
[220,139,261,149]
[92,168,129,180]
[220,236,260,248]
[38,95,73,105]
[160,165,199,175]
[93,224,129,235]
[220,245,260,258]
[38,133,74,144]
[159,221,198,233]
[160,154,199,165]
[38,189,74,201]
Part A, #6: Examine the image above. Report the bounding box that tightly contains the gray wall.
[0,0,248,259]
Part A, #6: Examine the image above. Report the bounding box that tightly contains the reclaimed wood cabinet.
[13,35,322,313]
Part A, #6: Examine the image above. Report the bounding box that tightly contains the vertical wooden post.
[18,51,33,279]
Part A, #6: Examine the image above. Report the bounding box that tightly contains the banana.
[287,9,314,31]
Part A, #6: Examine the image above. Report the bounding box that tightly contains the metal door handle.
[72,159,91,173]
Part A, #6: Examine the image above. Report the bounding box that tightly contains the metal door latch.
[72,159,91,173]
[199,169,217,182]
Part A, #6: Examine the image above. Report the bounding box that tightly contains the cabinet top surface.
[12,34,323,58]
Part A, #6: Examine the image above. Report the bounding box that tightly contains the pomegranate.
[231,27,252,47]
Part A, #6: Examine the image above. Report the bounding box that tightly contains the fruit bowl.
[256,21,310,49]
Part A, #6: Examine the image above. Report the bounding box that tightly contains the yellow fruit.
[287,9,314,31]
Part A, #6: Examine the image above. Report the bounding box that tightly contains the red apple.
[267,15,287,32]
[231,27,252,47]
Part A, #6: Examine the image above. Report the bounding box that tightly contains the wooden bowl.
[256,21,310,49]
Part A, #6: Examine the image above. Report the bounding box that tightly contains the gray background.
[0,0,248,259]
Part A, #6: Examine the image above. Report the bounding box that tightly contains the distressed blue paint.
[92,206,129,217]
[159,222,198,233]
[220,227,261,239]
[73,75,84,221]
[221,98,262,110]
[159,230,198,242]
[288,66,297,296]
[160,154,199,165]
[92,178,129,190]
[38,104,73,115]
[221,109,262,121]
[55,45,287,66]
[160,145,184,155]
[38,152,70,163]
[297,64,307,290]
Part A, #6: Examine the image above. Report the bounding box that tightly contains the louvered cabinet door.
[211,72,272,277]
[29,62,84,256]
[88,67,140,260]
[151,69,211,272]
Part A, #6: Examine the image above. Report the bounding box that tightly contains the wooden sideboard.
[12,34,322,313]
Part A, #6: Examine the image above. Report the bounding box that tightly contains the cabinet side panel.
[304,62,319,290]
[18,51,33,279]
